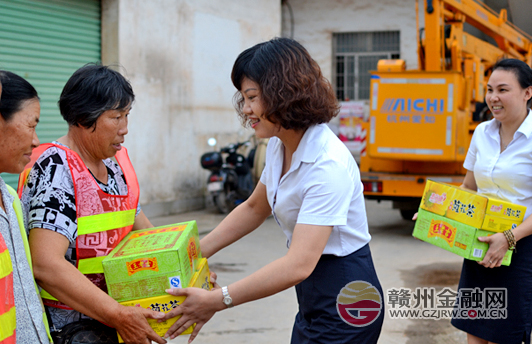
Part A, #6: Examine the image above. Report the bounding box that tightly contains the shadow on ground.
[399,262,464,344]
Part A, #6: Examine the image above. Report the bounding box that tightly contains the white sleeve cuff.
[296,214,347,226]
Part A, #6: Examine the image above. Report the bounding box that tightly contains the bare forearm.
[34,260,122,326]
[29,229,165,343]
[201,200,269,258]
[225,223,331,306]
[161,223,330,341]
[511,214,532,242]
[132,210,153,230]
[226,255,310,307]
[461,171,477,191]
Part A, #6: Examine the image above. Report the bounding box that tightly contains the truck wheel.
[400,209,417,220]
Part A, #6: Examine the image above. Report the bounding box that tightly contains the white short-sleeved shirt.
[464,110,532,219]
[260,123,371,257]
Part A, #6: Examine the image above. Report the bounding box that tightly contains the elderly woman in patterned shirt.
[19,64,166,344]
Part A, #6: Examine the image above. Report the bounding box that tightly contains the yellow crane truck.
[360,0,532,219]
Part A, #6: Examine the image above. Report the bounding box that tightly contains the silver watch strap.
[222,286,234,308]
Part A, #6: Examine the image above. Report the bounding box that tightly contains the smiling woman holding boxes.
[161,37,384,344]
[451,59,532,344]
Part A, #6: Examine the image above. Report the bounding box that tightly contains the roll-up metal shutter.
[0,0,101,188]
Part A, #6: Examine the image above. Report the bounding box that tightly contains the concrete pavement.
[151,200,467,344]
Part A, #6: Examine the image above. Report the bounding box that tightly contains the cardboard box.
[117,258,212,342]
[413,209,512,265]
[481,214,520,233]
[103,221,202,302]
[420,179,525,232]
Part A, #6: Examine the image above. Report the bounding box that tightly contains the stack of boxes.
[102,221,212,341]
[116,258,212,341]
[413,180,526,265]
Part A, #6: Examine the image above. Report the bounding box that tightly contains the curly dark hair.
[231,37,339,131]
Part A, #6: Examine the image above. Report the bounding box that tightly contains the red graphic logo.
[336,281,382,327]
[188,238,198,271]
[126,257,158,276]
[427,220,456,247]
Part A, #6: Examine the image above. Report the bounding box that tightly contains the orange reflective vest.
[18,143,139,309]
[1,184,52,343]
[0,230,16,344]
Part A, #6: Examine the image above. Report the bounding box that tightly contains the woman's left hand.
[161,287,223,342]
[477,233,509,268]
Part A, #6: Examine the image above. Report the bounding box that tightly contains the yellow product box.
[485,198,525,220]
[117,258,212,343]
[413,209,512,265]
[420,179,486,226]
[420,179,458,216]
[481,214,521,233]
[420,179,525,231]
[481,198,525,232]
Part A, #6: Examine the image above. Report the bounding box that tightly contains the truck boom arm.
[423,0,532,72]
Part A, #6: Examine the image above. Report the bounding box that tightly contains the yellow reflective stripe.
[77,256,106,275]
[77,209,136,235]
[0,249,13,280]
[40,289,58,302]
[6,185,32,271]
[0,306,16,341]
[6,186,53,343]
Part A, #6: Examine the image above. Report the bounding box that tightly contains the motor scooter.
[200,138,256,213]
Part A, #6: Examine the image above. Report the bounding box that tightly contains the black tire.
[214,190,239,214]
[213,193,230,214]
[400,209,417,220]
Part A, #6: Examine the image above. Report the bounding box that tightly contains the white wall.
[101,0,423,216]
[281,0,419,82]
[102,0,281,216]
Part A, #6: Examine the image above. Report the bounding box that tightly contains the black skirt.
[451,235,532,344]
[291,244,384,344]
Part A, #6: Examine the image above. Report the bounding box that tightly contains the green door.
[0,0,101,188]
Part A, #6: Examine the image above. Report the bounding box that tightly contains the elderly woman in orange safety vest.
[0,70,51,343]
[18,64,167,344]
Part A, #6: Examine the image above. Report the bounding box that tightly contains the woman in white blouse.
[162,37,384,343]
[451,59,532,344]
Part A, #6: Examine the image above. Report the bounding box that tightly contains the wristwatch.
[222,286,234,308]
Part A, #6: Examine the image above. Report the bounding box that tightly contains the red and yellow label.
[187,238,198,271]
[427,219,456,247]
[129,225,187,240]
[454,242,467,250]
[126,257,159,276]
